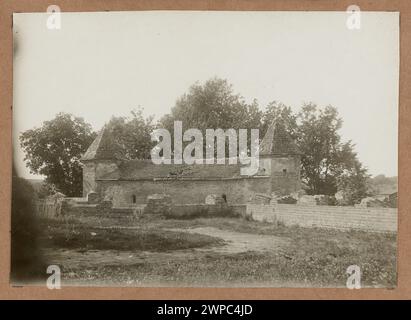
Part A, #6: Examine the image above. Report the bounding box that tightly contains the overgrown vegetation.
[40,214,396,288]
[19,113,96,196]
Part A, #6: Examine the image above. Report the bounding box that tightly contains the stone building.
[81,121,302,207]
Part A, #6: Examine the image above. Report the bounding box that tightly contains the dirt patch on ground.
[167,226,289,254]
[94,225,290,254]
[42,226,289,278]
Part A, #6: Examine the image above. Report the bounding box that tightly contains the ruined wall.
[97,177,271,207]
[246,203,397,233]
[83,152,303,201]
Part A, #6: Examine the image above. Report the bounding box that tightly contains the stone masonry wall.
[246,203,397,233]
[97,177,271,207]
[82,162,96,197]
[269,157,301,195]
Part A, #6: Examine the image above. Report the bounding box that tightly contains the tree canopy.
[105,107,156,160]
[20,113,96,196]
[160,78,262,133]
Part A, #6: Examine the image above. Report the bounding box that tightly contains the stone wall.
[60,199,245,220]
[96,177,271,207]
[246,203,397,233]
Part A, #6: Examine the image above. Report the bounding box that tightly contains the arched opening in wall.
[282,169,287,175]
[132,194,137,204]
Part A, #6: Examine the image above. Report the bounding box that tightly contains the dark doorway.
[222,194,227,203]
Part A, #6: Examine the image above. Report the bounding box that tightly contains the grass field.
[39,214,397,287]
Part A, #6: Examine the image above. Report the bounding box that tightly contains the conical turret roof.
[81,126,125,161]
[260,121,301,156]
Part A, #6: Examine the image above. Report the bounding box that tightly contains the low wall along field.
[38,196,397,233]
[246,203,397,233]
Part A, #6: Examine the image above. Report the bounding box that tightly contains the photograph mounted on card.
[0,0,411,300]
[10,9,399,289]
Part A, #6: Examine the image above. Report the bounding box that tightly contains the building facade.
[81,122,302,207]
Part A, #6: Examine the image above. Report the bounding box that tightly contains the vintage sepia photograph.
[11,10,398,288]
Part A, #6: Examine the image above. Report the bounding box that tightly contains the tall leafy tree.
[161,77,262,130]
[159,77,263,155]
[296,103,369,200]
[20,113,96,196]
[106,107,156,160]
[297,104,342,194]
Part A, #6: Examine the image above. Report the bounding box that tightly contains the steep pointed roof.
[81,126,125,161]
[260,121,301,156]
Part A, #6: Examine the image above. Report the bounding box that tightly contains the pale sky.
[13,11,399,178]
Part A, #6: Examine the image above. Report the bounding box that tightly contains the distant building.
[81,121,302,207]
